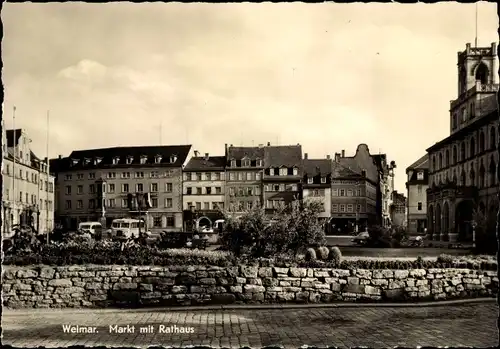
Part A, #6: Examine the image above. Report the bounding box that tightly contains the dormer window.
[84,158,91,165]
[293,167,298,176]
[230,159,236,167]
[242,158,251,167]
[94,157,102,165]
[308,178,313,184]
[417,171,424,180]
[140,155,148,165]
[113,157,120,165]
[321,177,327,184]
[279,167,288,176]
[170,155,177,163]
[155,155,162,164]
[71,159,79,166]
[126,156,133,165]
[256,159,263,167]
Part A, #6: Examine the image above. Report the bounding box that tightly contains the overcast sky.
[2,2,498,193]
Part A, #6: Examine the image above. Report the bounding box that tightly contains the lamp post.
[471,220,477,248]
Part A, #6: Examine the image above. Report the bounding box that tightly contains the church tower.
[450,42,499,135]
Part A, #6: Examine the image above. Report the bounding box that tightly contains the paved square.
[2,301,498,348]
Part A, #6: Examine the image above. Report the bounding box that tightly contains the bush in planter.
[305,247,317,261]
[316,246,330,260]
[328,246,342,266]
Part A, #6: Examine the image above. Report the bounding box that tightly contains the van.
[78,222,103,238]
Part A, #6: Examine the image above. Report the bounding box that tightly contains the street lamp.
[471,220,477,248]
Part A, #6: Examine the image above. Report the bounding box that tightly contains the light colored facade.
[2,128,55,236]
[405,154,429,235]
[302,156,332,220]
[426,42,499,243]
[390,191,407,227]
[51,145,192,232]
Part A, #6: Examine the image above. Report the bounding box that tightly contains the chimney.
[334,153,340,162]
[58,155,62,159]
[304,153,308,160]
[267,142,271,146]
[341,150,345,158]
[204,153,209,161]
[258,144,264,148]
[44,157,48,162]
[194,150,199,157]
[326,155,330,160]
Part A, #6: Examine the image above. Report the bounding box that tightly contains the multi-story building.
[182,152,226,230]
[225,144,264,214]
[2,127,55,236]
[263,144,303,214]
[405,154,429,235]
[390,190,407,227]
[302,155,332,222]
[329,145,379,234]
[50,145,192,232]
[426,42,499,243]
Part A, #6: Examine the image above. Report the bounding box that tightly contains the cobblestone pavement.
[2,301,498,348]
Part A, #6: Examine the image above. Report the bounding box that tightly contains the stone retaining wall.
[2,265,498,308]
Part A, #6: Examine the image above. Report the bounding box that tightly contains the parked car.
[352,231,370,246]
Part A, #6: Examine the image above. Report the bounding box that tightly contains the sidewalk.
[3,300,497,348]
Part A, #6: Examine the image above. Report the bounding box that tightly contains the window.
[122,183,129,193]
[122,199,128,208]
[65,174,72,181]
[347,189,353,196]
[332,204,338,212]
[65,200,72,209]
[140,157,147,165]
[89,184,95,194]
[77,185,83,194]
[417,171,424,180]
[89,199,95,209]
[186,202,193,209]
[107,172,116,179]
[165,183,173,192]
[196,202,202,210]
[186,187,192,195]
[246,172,252,181]
[196,187,202,194]
[204,202,210,210]
[108,199,115,208]
[196,173,202,181]
[279,168,287,176]
[206,187,212,195]
[417,185,422,194]
[155,156,162,164]
[229,173,235,181]
[256,159,263,167]
[135,172,144,178]
[418,202,422,211]
[237,172,243,181]
[151,183,158,192]
[356,204,361,212]
[165,198,173,208]
[19,169,23,179]
[113,157,120,165]
[247,187,254,196]
[136,183,143,192]
[184,173,192,181]
[88,173,95,180]
[321,177,326,184]
[121,172,130,179]
[65,186,72,195]
[170,155,177,163]
[270,168,275,176]
[347,204,353,212]
[256,172,261,180]
[25,193,28,203]
[231,160,237,167]
[308,178,313,184]
[150,171,158,178]
[127,157,133,164]
[5,164,10,175]
[166,216,175,227]
[215,187,222,194]
[339,189,345,196]
[152,198,158,208]
[108,184,115,193]
[243,159,251,167]
[153,216,162,227]
[212,202,219,210]
[77,200,83,209]
[340,204,346,212]
[229,187,235,196]
[291,184,298,191]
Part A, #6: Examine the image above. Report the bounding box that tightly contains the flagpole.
[46,110,50,244]
[12,106,16,230]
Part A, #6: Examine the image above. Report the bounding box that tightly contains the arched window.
[452,171,457,184]
[479,163,485,188]
[475,62,489,85]
[460,170,466,186]
[489,156,496,187]
[479,131,485,153]
[459,67,466,95]
[460,142,466,161]
[469,137,476,157]
[438,153,443,169]
[492,126,497,150]
[432,156,436,171]
[469,167,475,186]
[445,149,450,167]
[470,103,475,118]
[452,145,457,164]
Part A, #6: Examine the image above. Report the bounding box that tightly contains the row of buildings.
[406,42,499,243]
[21,141,401,235]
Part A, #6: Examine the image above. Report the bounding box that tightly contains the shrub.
[305,247,317,261]
[329,246,342,265]
[437,253,455,264]
[316,246,330,260]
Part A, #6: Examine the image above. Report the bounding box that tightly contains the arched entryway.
[455,200,474,242]
[442,202,450,239]
[196,216,212,230]
[435,204,441,240]
[428,205,434,240]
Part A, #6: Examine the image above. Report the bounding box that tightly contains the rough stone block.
[244,285,266,293]
[274,267,289,276]
[289,268,307,278]
[355,269,372,279]
[309,292,321,302]
[365,285,381,295]
[140,284,153,292]
[347,277,360,285]
[39,268,56,279]
[394,270,409,279]
[277,292,295,301]
[258,267,273,278]
[241,266,258,278]
[200,278,217,285]
[314,270,330,278]
[343,284,365,294]
[113,283,137,290]
[229,286,243,293]
[246,278,263,285]
[296,291,309,302]
[48,279,72,287]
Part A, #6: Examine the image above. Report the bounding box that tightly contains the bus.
[110,218,147,239]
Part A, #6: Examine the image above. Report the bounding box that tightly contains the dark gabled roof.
[6,129,22,147]
[51,145,191,172]
[264,145,302,168]
[227,146,264,161]
[184,156,226,171]
[406,154,429,172]
[303,159,332,177]
[332,145,379,183]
